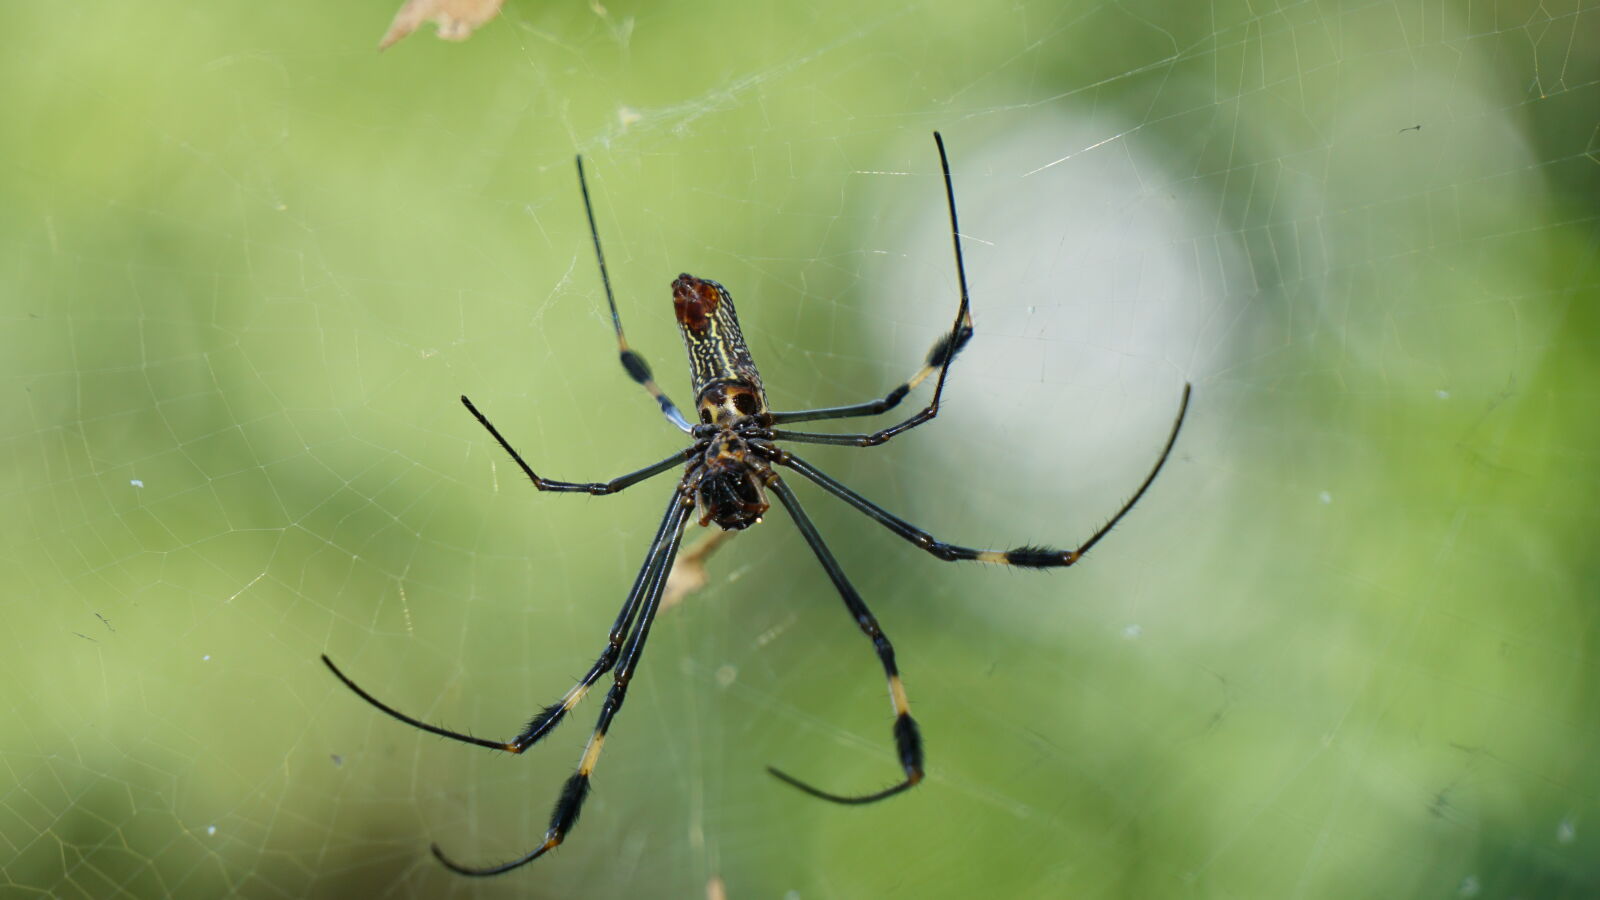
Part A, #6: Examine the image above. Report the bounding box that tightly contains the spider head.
[695,434,770,530]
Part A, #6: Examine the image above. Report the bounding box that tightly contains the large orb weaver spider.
[323,132,1191,876]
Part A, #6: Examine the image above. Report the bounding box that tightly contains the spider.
[322,132,1191,876]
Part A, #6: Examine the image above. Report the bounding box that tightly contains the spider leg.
[663,527,738,609]
[764,476,923,804]
[322,487,692,754]
[433,489,694,876]
[768,131,972,434]
[499,486,698,750]
[764,319,971,425]
[575,155,693,433]
[772,383,1190,566]
[460,395,689,494]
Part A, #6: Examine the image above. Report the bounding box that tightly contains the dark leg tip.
[766,764,919,805]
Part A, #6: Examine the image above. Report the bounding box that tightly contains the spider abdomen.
[672,274,764,397]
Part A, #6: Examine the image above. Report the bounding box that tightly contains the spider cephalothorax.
[689,427,771,529]
[322,133,1191,877]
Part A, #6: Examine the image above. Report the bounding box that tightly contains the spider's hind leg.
[768,131,973,429]
[573,155,693,432]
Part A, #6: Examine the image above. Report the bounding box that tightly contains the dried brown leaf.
[662,530,737,611]
[379,0,506,50]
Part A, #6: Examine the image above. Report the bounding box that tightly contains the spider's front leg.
[321,488,693,758]
[432,489,696,876]
[763,476,924,804]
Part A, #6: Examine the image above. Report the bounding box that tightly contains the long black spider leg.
[460,394,689,494]
[575,155,693,433]
[764,322,970,425]
[434,490,694,876]
[767,131,973,439]
[764,477,923,804]
[321,486,692,755]
[498,485,697,751]
[769,383,1191,566]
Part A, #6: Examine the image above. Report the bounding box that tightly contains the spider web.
[4,1,1598,897]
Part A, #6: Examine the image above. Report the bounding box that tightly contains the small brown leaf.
[379,0,506,50]
[662,530,737,611]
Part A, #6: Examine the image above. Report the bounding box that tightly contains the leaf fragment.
[379,0,506,50]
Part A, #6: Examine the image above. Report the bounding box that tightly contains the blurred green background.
[4,1,1597,897]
